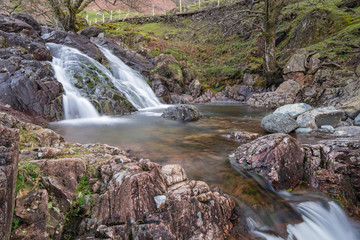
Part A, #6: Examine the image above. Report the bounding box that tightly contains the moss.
[16,161,42,194]
[12,217,21,231]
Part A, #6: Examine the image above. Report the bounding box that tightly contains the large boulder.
[0,126,19,240]
[296,107,345,128]
[283,51,307,74]
[261,113,299,133]
[79,26,105,38]
[230,134,304,189]
[274,103,313,118]
[343,94,360,119]
[0,15,63,121]
[11,13,42,35]
[161,105,201,121]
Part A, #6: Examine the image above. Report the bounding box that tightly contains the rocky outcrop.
[0,14,63,121]
[0,126,19,240]
[229,130,260,143]
[79,26,105,38]
[247,80,301,108]
[303,139,360,216]
[161,105,202,121]
[231,134,304,189]
[261,113,299,133]
[2,113,236,239]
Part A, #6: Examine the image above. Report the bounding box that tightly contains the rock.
[261,113,299,133]
[11,13,42,35]
[283,51,307,74]
[335,126,360,137]
[79,26,105,38]
[161,105,201,121]
[13,190,48,240]
[154,54,183,85]
[42,30,103,62]
[161,164,187,186]
[295,127,313,134]
[296,107,345,129]
[231,134,304,189]
[308,53,321,74]
[189,79,202,98]
[35,158,86,211]
[274,103,313,118]
[354,114,360,125]
[194,90,214,103]
[303,139,360,215]
[247,80,301,108]
[0,126,19,240]
[319,125,335,133]
[229,131,260,142]
[343,94,360,119]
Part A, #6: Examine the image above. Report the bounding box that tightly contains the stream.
[47,42,360,239]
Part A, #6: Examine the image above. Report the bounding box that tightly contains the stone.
[319,125,335,133]
[79,26,105,38]
[335,126,360,137]
[0,126,19,240]
[194,90,213,103]
[276,80,302,95]
[161,164,187,186]
[36,158,86,211]
[261,113,299,133]
[274,103,313,118]
[189,79,202,98]
[283,51,307,74]
[308,53,321,74]
[296,107,345,129]
[161,105,201,121]
[354,113,360,126]
[229,131,260,142]
[11,13,42,35]
[13,190,48,240]
[296,127,313,134]
[342,94,360,119]
[231,134,304,189]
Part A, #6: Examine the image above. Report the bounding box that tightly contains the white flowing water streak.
[97,46,165,110]
[250,201,360,240]
[49,46,100,120]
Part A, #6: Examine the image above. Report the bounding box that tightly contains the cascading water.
[97,46,164,110]
[49,45,100,120]
[249,200,360,240]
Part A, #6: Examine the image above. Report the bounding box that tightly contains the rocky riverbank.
[0,112,237,239]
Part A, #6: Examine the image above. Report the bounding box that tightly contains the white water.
[249,201,360,240]
[49,48,100,120]
[97,46,165,110]
[47,43,165,121]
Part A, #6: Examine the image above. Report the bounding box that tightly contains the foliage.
[16,161,42,195]
[12,217,21,231]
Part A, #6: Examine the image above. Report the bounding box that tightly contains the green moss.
[12,217,21,231]
[16,161,42,194]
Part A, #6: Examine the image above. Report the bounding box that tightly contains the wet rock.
[261,113,299,133]
[274,103,313,118]
[303,139,360,215]
[0,126,19,240]
[13,190,48,240]
[296,107,344,129]
[231,134,304,189]
[229,131,260,142]
[161,105,201,121]
[79,26,105,38]
[43,30,103,62]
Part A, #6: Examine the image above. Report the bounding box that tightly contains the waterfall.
[97,46,164,110]
[49,44,100,120]
[249,200,360,240]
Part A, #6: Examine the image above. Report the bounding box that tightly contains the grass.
[16,161,43,196]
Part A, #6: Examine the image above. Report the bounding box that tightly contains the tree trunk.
[263,0,285,84]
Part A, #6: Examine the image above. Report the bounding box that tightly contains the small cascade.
[248,199,360,240]
[49,46,100,120]
[97,46,164,110]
